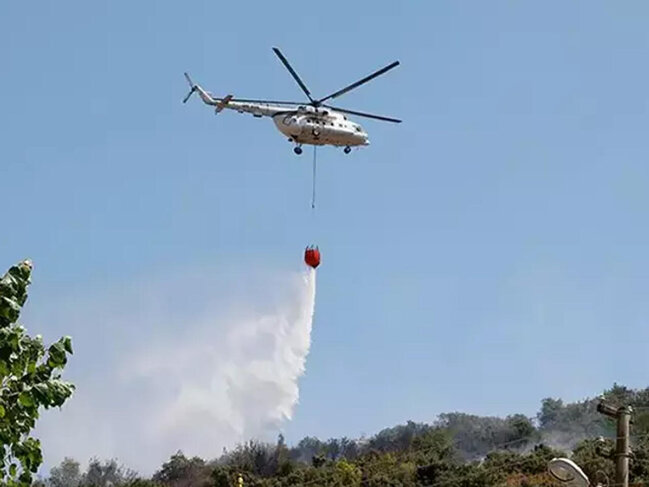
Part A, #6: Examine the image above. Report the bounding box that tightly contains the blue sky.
[3,0,649,467]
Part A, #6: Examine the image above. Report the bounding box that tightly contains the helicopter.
[183,47,401,155]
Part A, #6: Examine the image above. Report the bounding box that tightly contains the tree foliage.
[0,260,74,486]
[82,457,138,486]
[43,382,649,486]
[152,451,211,487]
[48,457,81,487]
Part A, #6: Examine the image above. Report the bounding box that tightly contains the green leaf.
[18,391,34,408]
[9,463,16,477]
[62,336,73,354]
[47,341,68,368]
[33,383,51,403]
[49,341,64,355]
[0,360,8,376]
[0,296,21,324]
[0,404,5,418]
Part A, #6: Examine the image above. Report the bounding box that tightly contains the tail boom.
[183,72,289,118]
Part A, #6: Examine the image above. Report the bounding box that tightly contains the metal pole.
[597,402,632,487]
[615,406,632,487]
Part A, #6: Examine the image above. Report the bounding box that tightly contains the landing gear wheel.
[344,146,351,154]
[294,146,303,155]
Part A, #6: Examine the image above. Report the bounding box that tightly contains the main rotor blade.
[316,61,400,104]
[272,47,314,103]
[323,105,402,123]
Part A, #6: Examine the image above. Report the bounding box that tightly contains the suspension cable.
[311,146,317,209]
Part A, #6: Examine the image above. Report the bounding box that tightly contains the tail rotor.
[182,72,197,103]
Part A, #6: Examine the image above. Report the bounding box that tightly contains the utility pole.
[597,402,633,487]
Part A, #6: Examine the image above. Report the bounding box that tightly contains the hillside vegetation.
[37,384,649,487]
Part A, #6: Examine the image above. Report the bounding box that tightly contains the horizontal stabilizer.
[216,94,233,113]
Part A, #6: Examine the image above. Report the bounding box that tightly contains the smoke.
[32,265,317,476]
[538,430,588,453]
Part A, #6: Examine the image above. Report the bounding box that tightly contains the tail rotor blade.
[183,72,197,103]
[184,72,194,88]
[182,87,196,103]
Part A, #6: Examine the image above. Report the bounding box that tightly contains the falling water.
[35,267,318,475]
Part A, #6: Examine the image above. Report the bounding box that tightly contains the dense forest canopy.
[34,383,649,486]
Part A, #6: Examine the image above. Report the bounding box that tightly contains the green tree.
[366,421,432,453]
[334,459,360,486]
[436,412,535,459]
[224,441,277,478]
[49,457,81,487]
[274,434,294,477]
[411,428,454,463]
[210,466,232,487]
[0,260,75,486]
[152,451,211,487]
[123,481,164,487]
[290,437,326,464]
[630,435,649,486]
[80,457,138,486]
[571,438,615,487]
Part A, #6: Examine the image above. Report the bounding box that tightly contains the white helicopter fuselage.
[194,87,369,148]
[272,109,369,147]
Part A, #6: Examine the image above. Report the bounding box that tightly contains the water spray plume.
[35,266,318,475]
